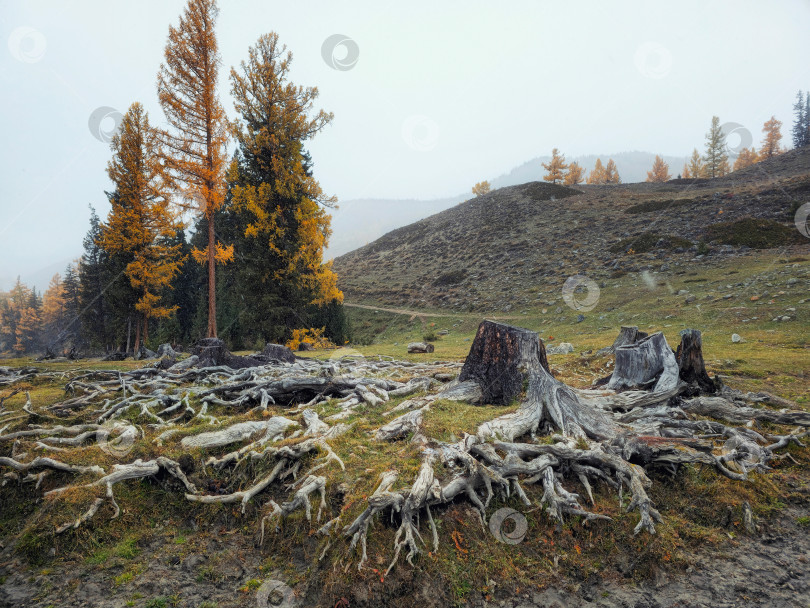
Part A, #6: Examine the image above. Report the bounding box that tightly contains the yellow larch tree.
[42,273,66,343]
[681,164,691,179]
[687,148,705,178]
[604,159,621,184]
[564,162,585,185]
[98,102,184,350]
[472,181,491,196]
[733,147,759,171]
[646,155,671,182]
[586,158,607,184]
[760,116,783,159]
[157,0,230,338]
[542,148,568,184]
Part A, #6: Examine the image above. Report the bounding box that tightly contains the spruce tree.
[703,116,729,178]
[792,91,807,149]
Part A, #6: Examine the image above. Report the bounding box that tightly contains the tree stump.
[675,329,718,394]
[606,332,680,393]
[458,320,550,405]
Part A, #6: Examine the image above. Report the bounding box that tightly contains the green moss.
[609,232,693,254]
[704,217,802,249]
[625,198,694,214]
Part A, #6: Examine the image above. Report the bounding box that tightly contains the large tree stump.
[606,332,680,393]
[675,329,718,394]
[459,320,550,405]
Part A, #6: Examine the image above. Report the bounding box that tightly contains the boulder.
[191,338,262,369]
[407,342,435,354]
[546,342,574,355]
[257,343,296,363]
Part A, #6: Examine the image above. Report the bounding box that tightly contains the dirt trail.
[345,301,521,320]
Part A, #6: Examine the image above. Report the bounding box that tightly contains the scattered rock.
[408,342,435,354]
[258,343,296,363]
[298,342,314,351]
[731,333,742,343]
[546,342,574,355]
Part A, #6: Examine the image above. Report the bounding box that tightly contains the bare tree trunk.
[207,217,217,338]
[134,316,141,352]
[125,315,132,354]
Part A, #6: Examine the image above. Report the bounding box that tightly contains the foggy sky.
[2,0,809,291]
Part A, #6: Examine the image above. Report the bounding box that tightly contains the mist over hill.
[326,151,687,259]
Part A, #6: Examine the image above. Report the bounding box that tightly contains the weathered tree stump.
[459,320,550,405]
[675,329,718,394]
[606,332,680,393]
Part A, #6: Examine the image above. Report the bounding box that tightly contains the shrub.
[433,269,467,286]
[704,217,801,249]
[625,198,694,214]
[609,232,692,254]
[285,327,335,350]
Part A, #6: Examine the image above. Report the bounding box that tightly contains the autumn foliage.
[472,181,491,196]
[98,103,184,350]
[687,148,705,178]
[542,148,568,184]
[733,147,759,171]
[646,155,671,182]
[564,162,584,186]
[760,116,783,158]
[157,0,230,338]
[226,32,342,319]
[587,158,620,184]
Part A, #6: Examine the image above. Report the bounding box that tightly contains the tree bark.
[607,332,680,393]
[596,326,647,356]
[675,329,717,393]
[207,217,217,338]
[134,315,141,352]
[459,320,550,405]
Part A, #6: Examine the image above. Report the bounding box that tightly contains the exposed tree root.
[1,328,806,573]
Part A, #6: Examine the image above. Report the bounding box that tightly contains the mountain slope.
[334,147,810,312]
[326,151,686,258]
